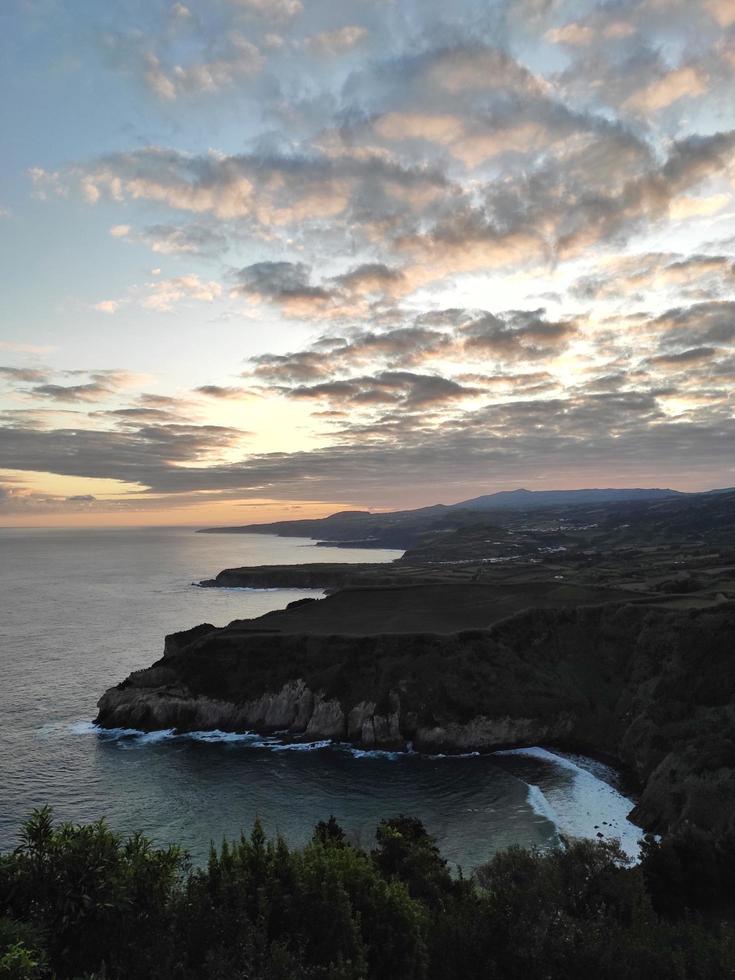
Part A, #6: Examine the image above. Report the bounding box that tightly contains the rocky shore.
[96,593,735,837]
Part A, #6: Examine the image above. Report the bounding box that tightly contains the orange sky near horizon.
[2,477,730,529]
[0,497,367,529]
[2,1,734,527]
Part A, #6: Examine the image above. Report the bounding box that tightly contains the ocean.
[0,526,641,868]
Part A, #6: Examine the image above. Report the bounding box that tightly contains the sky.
[1,0,734,527]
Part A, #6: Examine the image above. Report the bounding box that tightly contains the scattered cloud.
[139,223,229,255]
[624,66,708,114]
[0,366,49,383]
[94,300,120,314]
[7,0,735,512]
[304,25,368,56]
[228,0,302,21]
[195,385,252,399]
[545,23,594,45]
[29,371,144,404]
[142,274,222,311]
[143,34,264,100]
[706,0,735,28]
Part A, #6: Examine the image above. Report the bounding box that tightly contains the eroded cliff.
[96,595,735,837]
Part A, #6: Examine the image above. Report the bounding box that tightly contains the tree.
[372,816,452,906]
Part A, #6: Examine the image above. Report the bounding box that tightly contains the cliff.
[198,562,414,591]
[96,594,735,837]
[197,488,735,551]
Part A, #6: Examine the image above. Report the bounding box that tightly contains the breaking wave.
[70,723,412,759]
[67,724,641,856]
[496,746,642,859]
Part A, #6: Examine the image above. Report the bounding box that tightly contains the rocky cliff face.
[96,600,735,837]
[97,677,579,752]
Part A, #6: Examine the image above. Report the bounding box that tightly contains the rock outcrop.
[96,598,735,838]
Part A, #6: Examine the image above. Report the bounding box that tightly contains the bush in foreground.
[1,808,734,979]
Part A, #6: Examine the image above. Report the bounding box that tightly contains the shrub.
[1,810,734,979]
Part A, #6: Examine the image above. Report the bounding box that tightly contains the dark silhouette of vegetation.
[2,808,735,979]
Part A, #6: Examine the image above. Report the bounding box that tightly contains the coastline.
[94,592,735,840]
[72,720,643,861]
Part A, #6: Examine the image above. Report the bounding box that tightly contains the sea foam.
[495,747,642,860]
[68,724,641,855]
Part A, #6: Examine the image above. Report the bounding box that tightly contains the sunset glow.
[2,0,734,525]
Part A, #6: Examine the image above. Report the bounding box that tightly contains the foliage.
[640,827,735,919]
[0,806,183,978]
[1,808,734,979]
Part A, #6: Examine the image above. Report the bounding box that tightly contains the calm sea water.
[0,527,640,868]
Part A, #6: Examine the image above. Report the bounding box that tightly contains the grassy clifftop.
[98,594,735,837]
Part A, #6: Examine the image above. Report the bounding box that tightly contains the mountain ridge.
[198,486,716,547]
[452,487,683,510]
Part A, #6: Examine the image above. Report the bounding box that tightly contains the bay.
[0,526,640,867]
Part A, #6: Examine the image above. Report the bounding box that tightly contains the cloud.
[94,300,120,314]
[331,263,404,294]
[31,383,113,403]
[545,22,594,45]
[669,193,730,221]
[0,366,48,383]
[0,420,248,492]
[41,82,735,304]
[250,349,332,383]
[1,292,732,508]
[26,371,146,405]
[143,34,264,100]
[329,326,452,365]
[706,0,735,27]
[371,111,549,167]
[248,325,452,383]
[243,308,579,428]
[648,346,719,367]
[12,4,735,509]
[92,274,222,315]
[571,251,735,301]
[233,260,332,314]
[263,369,485,409]
[624,66,708,114]
[195,385,251,399]
[235,260,319,299]
[140,223,229,255]
[305,26,368,56]
[142,275,222,311]
[228,0,302,21]
[233,259,408,318]
[108,221,229,256]
[98,406,185,425]
[1,371,730,506]
[654,300,735,345]
[49,145,446,229]
[0,483,84,515]
[462,311,578,359]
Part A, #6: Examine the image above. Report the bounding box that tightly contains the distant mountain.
[452,488,684,511]
[199,487,733,550]
[198,503,451,549]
